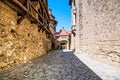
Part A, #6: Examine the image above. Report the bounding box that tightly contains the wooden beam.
[29,0,51,34]
[40,0,50,20]
[17,15,27,24]
[12,0,51,34]
[17,12,26,16]
[1,0,24,13]
[38,1,49,24]
[17,0,26,4]
[13,0,28,12]
[38,26,42,32]
[31,21,37,24]
[1,0,51,35]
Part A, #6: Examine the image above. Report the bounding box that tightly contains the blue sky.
[48,0,71,32]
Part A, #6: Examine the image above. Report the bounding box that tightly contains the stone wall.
[77,0,120,67]
[0,1,51,71]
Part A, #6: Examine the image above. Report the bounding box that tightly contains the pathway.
[0,50,119,80]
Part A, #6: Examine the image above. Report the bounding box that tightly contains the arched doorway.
[60,40,67,49]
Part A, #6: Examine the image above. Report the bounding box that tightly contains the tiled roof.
[60,29,69,36]
[67,30,72,34]
[54,28,72,36]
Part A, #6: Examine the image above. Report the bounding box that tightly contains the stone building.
[69,0,120,67]
[48,9,58,49]
[0,0,53,71]
[54,28,72,50]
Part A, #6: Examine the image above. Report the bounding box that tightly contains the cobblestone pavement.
[0,50,102,80]
[75,53,120,80]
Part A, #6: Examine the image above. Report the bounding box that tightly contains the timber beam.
[1,0,24,13]
[17,14,27,24]
[1,0,52,35]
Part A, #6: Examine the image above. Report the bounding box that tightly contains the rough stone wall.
[0,1,51,71]
[76,0,83,53]
[70,34,75,50]
[77,0,120,67]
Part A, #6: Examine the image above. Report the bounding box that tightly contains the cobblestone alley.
[0,50,102,80]
[0,50,120,80]
[0,0,120,80]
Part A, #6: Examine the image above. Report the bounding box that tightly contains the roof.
[60,29,69,36]
[54,28,72,36]
[67,30,72,34]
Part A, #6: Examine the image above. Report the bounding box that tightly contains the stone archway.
[60,40,67,49]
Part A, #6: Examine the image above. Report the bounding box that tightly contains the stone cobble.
[0,50,102,80]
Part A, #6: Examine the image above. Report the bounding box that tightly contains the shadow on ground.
[0,50,102,80]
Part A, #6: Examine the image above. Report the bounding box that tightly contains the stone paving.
[0,50,102,80]
[75,53,120,80]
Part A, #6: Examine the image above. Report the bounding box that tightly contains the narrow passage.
[0,50,101,80]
